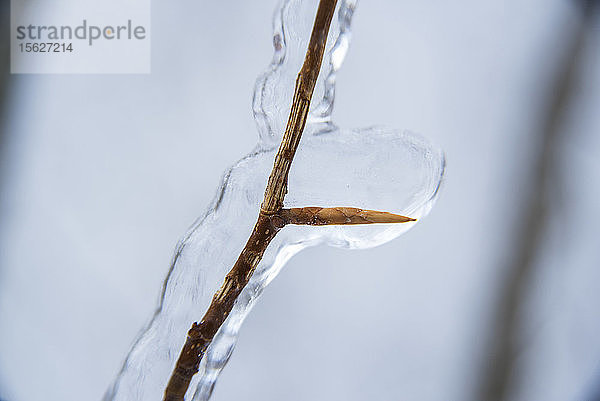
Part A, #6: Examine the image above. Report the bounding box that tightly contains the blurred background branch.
[477,1,600,400]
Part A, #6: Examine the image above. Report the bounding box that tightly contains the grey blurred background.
[1,1,600,400]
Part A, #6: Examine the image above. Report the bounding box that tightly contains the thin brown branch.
[280,207,416,225]
[163,1,338,399]
[164,1,417,399]
[261,0,338,214]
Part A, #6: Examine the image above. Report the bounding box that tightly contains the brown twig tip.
[280,207,416,226]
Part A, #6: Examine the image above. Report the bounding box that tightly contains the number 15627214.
[19,42,73,53]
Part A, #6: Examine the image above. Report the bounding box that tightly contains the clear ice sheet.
[104,0,445,400]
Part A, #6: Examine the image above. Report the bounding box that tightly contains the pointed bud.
[280,207,416,226]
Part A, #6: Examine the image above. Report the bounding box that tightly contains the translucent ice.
[104,0,444,400]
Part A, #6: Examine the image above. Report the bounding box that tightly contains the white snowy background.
[1,1,599,400]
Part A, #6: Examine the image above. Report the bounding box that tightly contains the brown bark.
[163,1,415,399]
[163,214,282,401]
[261,0,338,214]
[163,1,339,399]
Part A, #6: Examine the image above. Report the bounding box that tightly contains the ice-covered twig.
[166,0,311,399]
[163,1,419,399]
[105,1,444,400]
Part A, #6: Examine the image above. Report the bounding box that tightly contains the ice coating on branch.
[104,1,444,400]
[253,0,355,147]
